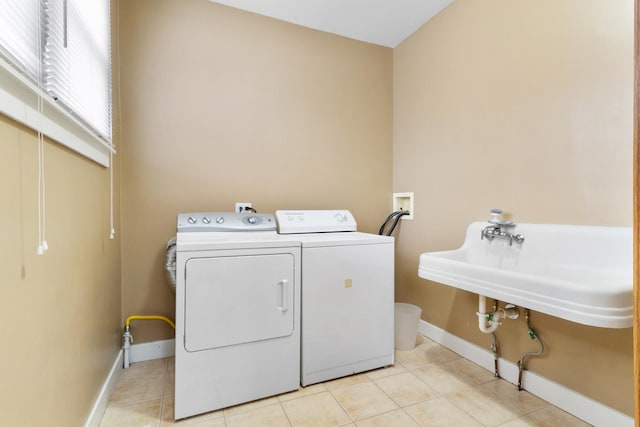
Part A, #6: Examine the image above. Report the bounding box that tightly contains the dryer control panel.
[275,210,357,234]
[177,212,276,232]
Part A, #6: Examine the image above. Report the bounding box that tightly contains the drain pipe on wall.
[476,297,545,389]
[477,295,519,333]
[477,296,520,378]
[123,315,176,369]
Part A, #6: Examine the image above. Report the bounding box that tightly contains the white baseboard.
[418,320,633,427]
[128,338,175,364]
[83,350,123,427]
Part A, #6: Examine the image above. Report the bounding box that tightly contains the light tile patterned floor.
[99,336,591,427]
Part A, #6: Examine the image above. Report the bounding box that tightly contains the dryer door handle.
[277,280,289,312]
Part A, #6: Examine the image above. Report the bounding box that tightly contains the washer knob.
[188,216,197,224]
[216,216,224,224]
[202,217,211,224]
[335,213,347,222]
[247,216,257,224]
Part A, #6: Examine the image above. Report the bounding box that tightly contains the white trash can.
[394,303,422,350]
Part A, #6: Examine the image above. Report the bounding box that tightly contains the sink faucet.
[480,209,525,246]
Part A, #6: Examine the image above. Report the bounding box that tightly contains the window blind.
[0,0,115,248]
[45,0,112,142]
[0,0,40,81]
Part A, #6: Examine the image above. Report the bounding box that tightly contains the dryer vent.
[164,236,177,293]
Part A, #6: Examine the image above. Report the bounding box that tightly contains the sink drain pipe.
[477,296,520,378]
[123,315,175,369]
[477,296,519,334]
[516,309,545,390]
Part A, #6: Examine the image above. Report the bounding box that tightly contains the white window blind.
[0,0,40,81]
[45,0,112,141]
[0,0,113,165]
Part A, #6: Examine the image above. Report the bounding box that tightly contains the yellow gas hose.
[125,315,175,329]
[122,315,175,369]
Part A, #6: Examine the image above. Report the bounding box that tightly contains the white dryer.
[174,212,301,419]
[276,210,395,386]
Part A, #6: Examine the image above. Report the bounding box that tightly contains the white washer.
[276,210,395,386]
[174,212,301,419]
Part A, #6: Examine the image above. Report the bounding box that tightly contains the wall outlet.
[392,192,414,220]
[235,202,252,213]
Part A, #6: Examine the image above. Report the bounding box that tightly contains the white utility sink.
[418,222,633,328]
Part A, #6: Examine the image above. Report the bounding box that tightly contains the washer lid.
[276,210,357,234]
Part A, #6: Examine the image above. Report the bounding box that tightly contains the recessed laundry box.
[394,303,422,350]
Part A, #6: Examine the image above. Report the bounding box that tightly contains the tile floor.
[99,336,591,427]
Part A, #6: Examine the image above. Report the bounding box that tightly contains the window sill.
[0,56,114,167]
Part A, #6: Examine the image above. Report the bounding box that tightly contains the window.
[0,1,39,79]
[0,0,113,167]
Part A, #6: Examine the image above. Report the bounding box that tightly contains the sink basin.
[418,222,633,328]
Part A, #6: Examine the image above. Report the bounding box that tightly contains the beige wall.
[0,4,122,424]
[0,119,121,424]
[117,0,393,343]
[394,0,633,416]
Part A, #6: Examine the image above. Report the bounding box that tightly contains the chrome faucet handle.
[508,233,525,246]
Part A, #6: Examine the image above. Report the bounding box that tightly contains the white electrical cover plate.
[275,210,357,234]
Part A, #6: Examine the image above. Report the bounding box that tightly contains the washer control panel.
[275,210,357,234]
[178,212,276,232]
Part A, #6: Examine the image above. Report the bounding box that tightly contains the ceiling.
[207,0,454,48]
